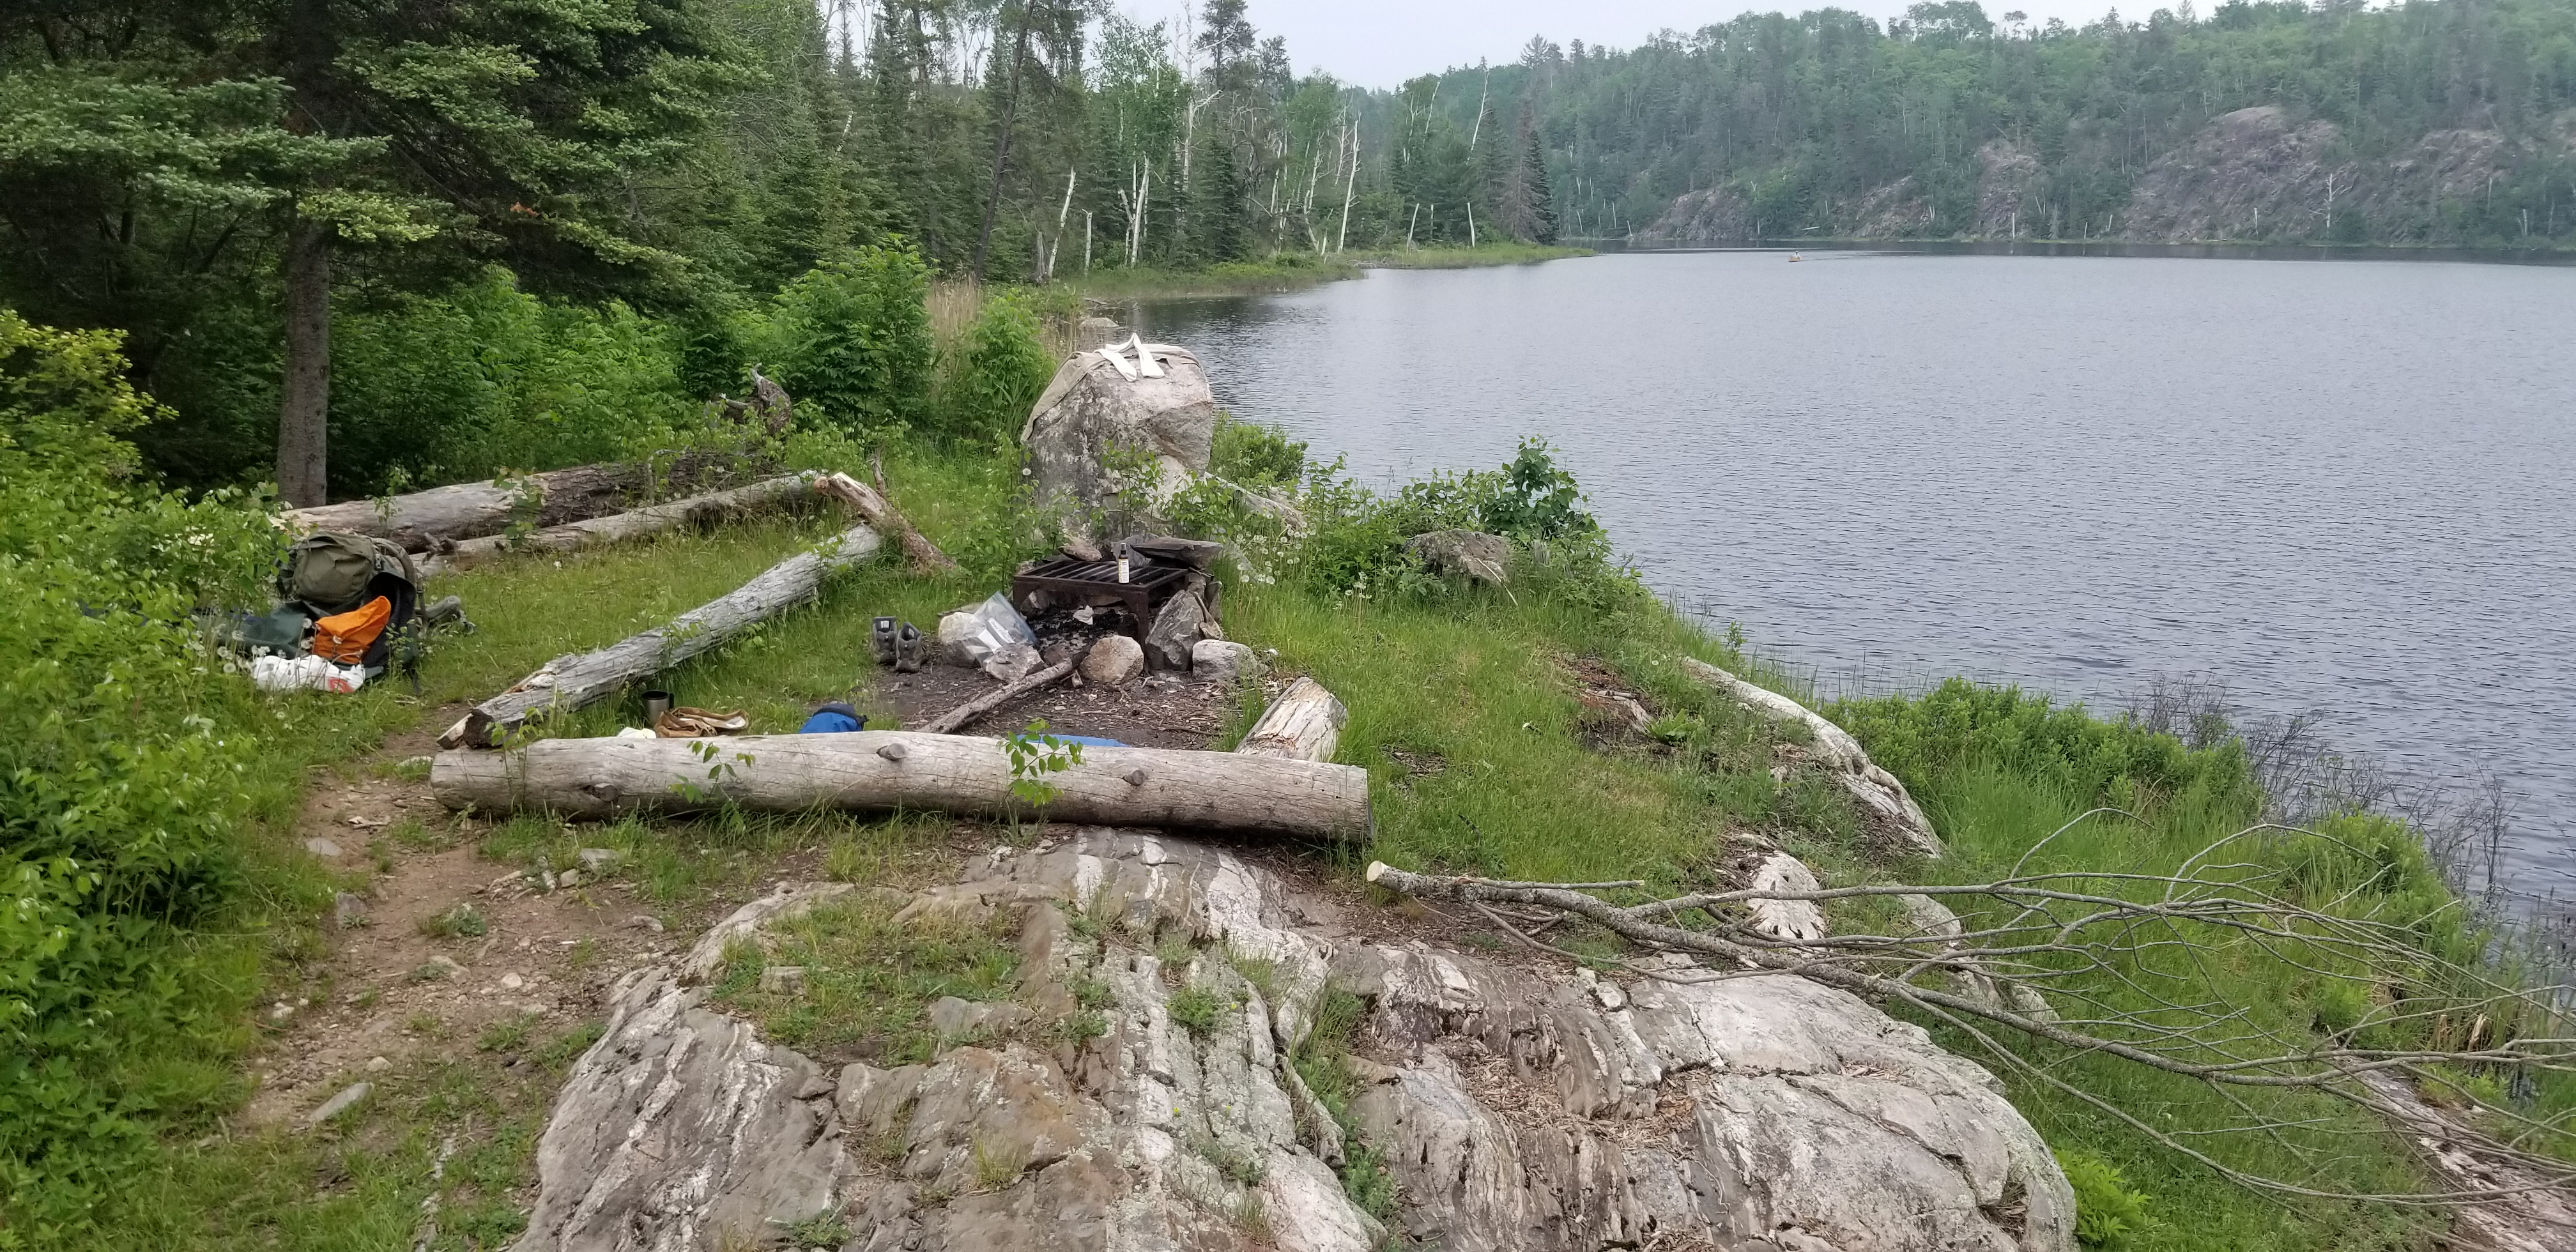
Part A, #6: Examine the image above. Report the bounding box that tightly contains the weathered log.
[437,524,882,749]
[812,471,957,574]
[415,473,820,577]
[1235,676,1346,763]
[288,462,648,551]
[431,732,1374,839]
[1679,657,1943,858]
[916,659,1076,735]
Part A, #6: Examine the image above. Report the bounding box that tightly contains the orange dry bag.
[312,596,392,664]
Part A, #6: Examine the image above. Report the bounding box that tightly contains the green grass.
[709,891,1021,1065]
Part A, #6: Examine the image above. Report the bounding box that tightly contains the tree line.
[1409,0,2576,245]
[0,0,1560,507]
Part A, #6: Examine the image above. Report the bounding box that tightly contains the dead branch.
[1364,824,2576,1218]
[916,658,1076,735]
[813,471,957,574]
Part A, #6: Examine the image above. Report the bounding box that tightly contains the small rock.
[333,892,370,929]
[500,972,526,991]
[1189,639,1259,685]
[760,965,809,995]
[576,848,624,873]
[365,1056,392,1073]
[1142,592,1206,671]
[877,742,908,762]
[627,914,666,933]
[1080,633,1145,687]
[303,1081,371,1127]
[1406,528,1514,585]
[268,1002,295,1023]
[303,837,344,859]
[556,869,581,889]
[422,954,466,979]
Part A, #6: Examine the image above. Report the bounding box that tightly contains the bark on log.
[415,473,820,577]
[1679,657,1943,858]
[431,732,1374,839]
[916,659,1077,735]
[288,462,648,551]
[813,471,958,574]
[1235,676,1346,763]
[437,524,882,749]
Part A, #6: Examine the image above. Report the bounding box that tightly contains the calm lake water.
[1125,250,2576,905]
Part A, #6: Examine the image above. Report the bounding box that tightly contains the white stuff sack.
[252,653,367,694]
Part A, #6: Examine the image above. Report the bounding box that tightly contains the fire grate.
[1010,556,1192,637]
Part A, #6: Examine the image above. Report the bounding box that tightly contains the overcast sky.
[1113,0,2130,89]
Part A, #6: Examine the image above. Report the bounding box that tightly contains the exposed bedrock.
[513,832,2073,1252]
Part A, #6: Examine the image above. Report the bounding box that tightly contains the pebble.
[627,914,666,933]
[303,837,344,859]
[303,1081,371,1127]
[500,972,526,991]
[365,1056,392,1073]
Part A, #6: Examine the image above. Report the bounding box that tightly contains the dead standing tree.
[1365,816,2576,1232]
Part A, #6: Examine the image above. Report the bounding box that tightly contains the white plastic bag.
[252,653,367,694]
[954,592,1037,664]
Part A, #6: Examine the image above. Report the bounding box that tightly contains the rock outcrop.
[1629,185,1755,243]
[514,832,2073,1252]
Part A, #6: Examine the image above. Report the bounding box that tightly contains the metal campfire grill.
[1009,556,1191,636]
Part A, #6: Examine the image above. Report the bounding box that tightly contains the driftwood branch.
[1363,823,2576,1219]
[431,732,1373,839]
[1678,657,1943,857]
[916,659,1077,735]
[416,473,820,577]
[812,471,956,574]
[437,524,882,748]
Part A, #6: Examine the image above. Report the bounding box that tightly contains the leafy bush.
[933,289,1054,447]
[1208,412,1307,486]
[1828,678,2261,815]
[2056,1149,2154,1246]
[0,310,285,1232]
[763,244,935,443]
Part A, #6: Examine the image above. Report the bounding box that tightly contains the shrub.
[0,310,286,1232]
[934,290,1054,447]
[763,245,935,443]
[1209,412,1307,486]
[2055,1148,2153,1246]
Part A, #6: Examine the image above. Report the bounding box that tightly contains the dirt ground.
[877,660,1239,749]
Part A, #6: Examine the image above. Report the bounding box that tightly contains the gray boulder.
[1406,529,1512,585]
[1078,632,1144,687]
[1022,342,1215,545]
[1191,639,1259,686]
[1142,592,1206,672]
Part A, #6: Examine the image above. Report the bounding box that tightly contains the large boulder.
[1406,529,1512,586]
[1142,591,1208,672]
[1022,342,1216,545]
[513,832,2075,1252]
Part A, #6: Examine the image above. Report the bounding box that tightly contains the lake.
[1123,250,2576,908]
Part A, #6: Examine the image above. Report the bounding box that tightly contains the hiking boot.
[871,616,900,666]
[893,622,925,673]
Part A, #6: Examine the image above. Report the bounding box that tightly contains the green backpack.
[281,532,416,615]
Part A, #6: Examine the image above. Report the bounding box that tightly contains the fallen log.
[1234,676,1346,763]
[288,462,649,551]
[812,471,957,574]
[431,732,1374,839]
[1678,657,1942,858]
[916,659,1077,735]
[436,523,882,749]
[415,472,820,577]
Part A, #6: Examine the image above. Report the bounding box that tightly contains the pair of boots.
[871,616,925,673]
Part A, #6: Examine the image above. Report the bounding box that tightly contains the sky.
[1112,0,2130,89]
